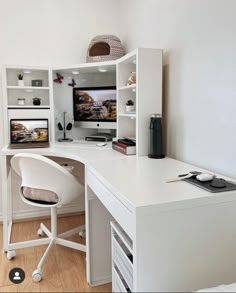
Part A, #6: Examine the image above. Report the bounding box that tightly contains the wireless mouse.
[196,173,213,182]
[96,142,107,147]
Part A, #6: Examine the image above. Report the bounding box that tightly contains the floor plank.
[0,215,112,292]
[0,285,18,292]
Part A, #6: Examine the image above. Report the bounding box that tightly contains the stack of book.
[112,138,136,155]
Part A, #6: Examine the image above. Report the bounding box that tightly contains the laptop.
[9,119,50,149]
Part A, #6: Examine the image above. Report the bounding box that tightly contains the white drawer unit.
[111,221,133,292]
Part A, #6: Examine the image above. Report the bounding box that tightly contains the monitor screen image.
[10,119,49,144]
[73,86,116,122]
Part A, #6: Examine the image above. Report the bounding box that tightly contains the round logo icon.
[9,268,25,284]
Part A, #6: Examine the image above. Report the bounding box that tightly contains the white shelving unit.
[2,48,163,155]
[2,65,54,143]
[117,48,162,156]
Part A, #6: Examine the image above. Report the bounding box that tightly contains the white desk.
[2,144,236,292]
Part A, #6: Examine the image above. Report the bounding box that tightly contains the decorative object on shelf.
[68,78,76,87]
[126,100,135,112]
[148,114,165,159]
[57,112,73,142]
[127,71,136,85]
[54,73,64,84]
[32,80,43,87]
[86,35,125,63]
[17,98,25,106]
[32,97,41,106]
[17,74,24,87]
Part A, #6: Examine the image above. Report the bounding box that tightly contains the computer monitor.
[73,86,116,129]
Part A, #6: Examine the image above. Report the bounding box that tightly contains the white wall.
[0,0,121,218]
[119,0,236,178]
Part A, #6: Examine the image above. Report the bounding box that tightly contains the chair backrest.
[11,153,84,208]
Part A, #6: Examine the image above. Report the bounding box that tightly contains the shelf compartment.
[117,54,136,88]
[6,68,49,87]
[117,117,136,141]
[7,88,50,107]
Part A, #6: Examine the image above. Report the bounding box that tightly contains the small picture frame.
[31,80,43,87]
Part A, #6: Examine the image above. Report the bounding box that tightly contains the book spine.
[113,141,128,148]
[112,143,127,155]
[112,142,136,155]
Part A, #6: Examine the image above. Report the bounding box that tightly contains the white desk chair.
[8,153,86,282]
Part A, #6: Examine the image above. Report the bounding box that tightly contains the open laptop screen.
[10,119,49,146]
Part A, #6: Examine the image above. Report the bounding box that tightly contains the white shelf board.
[53,60,116,73]
[8,105,50,109]
[5,64,49,71]
[7,86,49,90]
[118,113,136,118]
[118,84,136,91]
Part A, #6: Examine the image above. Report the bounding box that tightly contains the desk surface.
[88,156,236,213]
[1,143,124,164]
[2,143,236,213]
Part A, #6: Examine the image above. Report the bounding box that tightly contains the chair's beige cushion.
[21,164,76,204]
[22,187,59,204]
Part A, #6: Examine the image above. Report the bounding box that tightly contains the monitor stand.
[85,129,115,142]
[58,138,73,142]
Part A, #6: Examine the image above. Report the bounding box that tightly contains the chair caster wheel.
[32,269,43,282]
[7,250,16,260]
[79,230,86,239]
[37,228,45,237]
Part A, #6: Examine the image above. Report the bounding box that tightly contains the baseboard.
[89,275,112,287]
[0,204,85,223]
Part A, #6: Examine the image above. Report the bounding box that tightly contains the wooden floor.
[0,215,112,292]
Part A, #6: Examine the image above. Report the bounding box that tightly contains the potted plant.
[126,100,135,112]
[17,74,24,87]
[32,97,41,106]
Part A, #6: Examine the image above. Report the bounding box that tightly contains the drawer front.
[112,267,128,292]
[113,236,133,291]
[87,170,134,239]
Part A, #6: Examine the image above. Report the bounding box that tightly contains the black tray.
[183,176,236,193]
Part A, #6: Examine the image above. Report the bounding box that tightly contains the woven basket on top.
[86,35,125,63]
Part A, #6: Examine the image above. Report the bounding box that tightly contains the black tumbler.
[148,114,165,159]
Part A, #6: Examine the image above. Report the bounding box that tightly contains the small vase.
[126,105,135,112]
[17,80,24,87]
